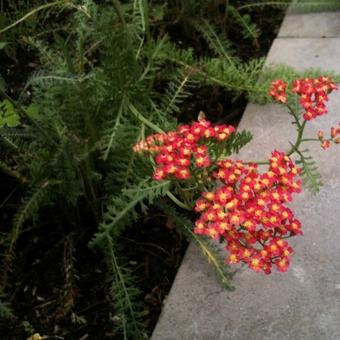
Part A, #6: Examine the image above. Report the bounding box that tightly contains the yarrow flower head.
[292,76,337,120]
[317,124,340,150]
[137,76,339,277]
[194,151,302,274]
[133,119,235,181]
[269,79,288,103]
[270,76,337,121]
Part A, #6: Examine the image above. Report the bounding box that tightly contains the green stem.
[248,103,308,163]
[82,157,99,222]
[286,120,307,157]
[186,227,232,288]
[0,89,59,147]
[0,1,65,34]
[237,2,289,11]
[112,0,126,26]
[166,191,192,211]
[103,97,125,160]
[284,103,307,157]
[104,233,138,337]
[249,161,269,165]
[128,102,164,134]
[213,141,226,164]
[301,138,320,142]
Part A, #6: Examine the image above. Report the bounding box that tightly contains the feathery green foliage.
[2,0,339,337]
[192,19,237,64]
[103,234,148,339]
[296,149,322,193]
[156,201,234,289]
[91,180,171,248]
[0,294,13,319]
[228,6,261,45]
[11,183,52,248]
[252,64,340,103]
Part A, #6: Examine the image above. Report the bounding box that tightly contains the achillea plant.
[2,0,340,337]
[136,76,338,274]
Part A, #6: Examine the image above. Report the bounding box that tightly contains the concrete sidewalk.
[152,11,340,340]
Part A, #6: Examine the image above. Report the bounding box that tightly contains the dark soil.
[167,3,285,125]
[0,2,286,339]
[122,210,188,334]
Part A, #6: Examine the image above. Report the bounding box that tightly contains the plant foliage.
[1,0,339,337]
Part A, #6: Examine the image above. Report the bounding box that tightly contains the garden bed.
[0,1,286,339]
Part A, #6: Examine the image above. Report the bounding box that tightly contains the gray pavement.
[152,10,340,340]
[279,12,340,38]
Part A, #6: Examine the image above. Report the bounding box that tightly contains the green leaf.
[1,100,15,116]
[295,149,322,193]
[156,201,234,290]
[90,180,170,248]
[0,42,7,50]
[0,100,20,127]
[26,103,39,118]
[4,114,20,127]
[149,4,165,21]
[0,296,13,318]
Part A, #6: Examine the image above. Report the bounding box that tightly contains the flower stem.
[166,191,192,211]
[128,102,164,134]
[286,104,307,157]
[301,138,319,142]
[112,0,126,26]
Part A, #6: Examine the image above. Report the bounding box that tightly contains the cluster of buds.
[270,76,337,121]
[194,151,302,274]
[269,80,287,103]
[318,124,340,149]
[133,119,235,180]
[133,133,166,153]
[292,76,337,120]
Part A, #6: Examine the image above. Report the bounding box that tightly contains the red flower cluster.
[269,80,287,103]
[318,124,340,150]
[133,119,235,180]
[133,133,166,154]
[269,76,337,121]
[137,77,339,276]
[292,76,337,120]
[194,151,302,274]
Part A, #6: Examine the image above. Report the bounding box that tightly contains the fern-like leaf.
[10,181,57,252]
[1,181,57,287]
[192,19,237,65]
[12,186,44,240]
[156,201,234,289]
[90,180,170,248]
[133,0,148,59]
[162,68,196,116]
[227,7,260,43]
[101,96,128,160]
[251,64,340,104]
[24,70,90,92]
[228,130,253,155]
[103,234,147,340]
[295,149,322,193]
[0,294,13,318]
